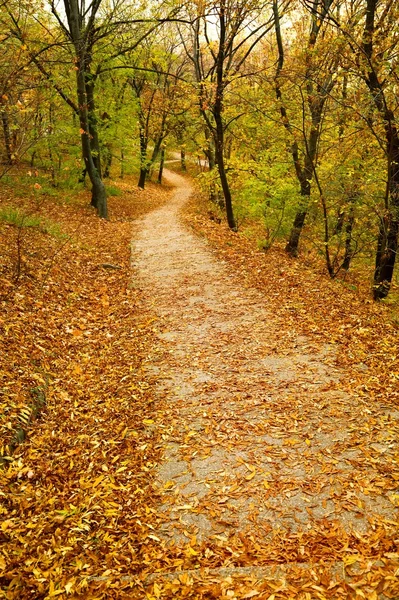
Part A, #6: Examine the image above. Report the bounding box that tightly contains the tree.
[0,6,45,173]
[273,0,338,256]
[127,36,190,189]
[61,0,108,217]
[359,0,399,299]
[181,0,275,230]
[319,0,399,297]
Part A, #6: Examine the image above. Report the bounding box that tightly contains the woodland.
[1,0,399,599]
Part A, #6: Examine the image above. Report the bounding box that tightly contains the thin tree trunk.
[1,107,12,164]
[213,2,236,231]
[47,103,56,186]
[103,146,112,178]
[120,148,124,179]
[204,127,215,170]
[342,206,355,271]
[138,127,147,189]
[273,0,334,256]
[85,64,102,180]
[157,146,165,184]
[214,111,236,229]
[180,147,186,171]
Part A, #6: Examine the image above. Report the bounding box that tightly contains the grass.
[105,184,123,197]
[0,206,68,240]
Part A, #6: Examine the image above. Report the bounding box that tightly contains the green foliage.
[0,207,67,240]
[105,184,122,196]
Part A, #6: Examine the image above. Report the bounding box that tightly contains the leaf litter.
[0,174,171,598]
[0,167,398,599]
[131,169,399,599]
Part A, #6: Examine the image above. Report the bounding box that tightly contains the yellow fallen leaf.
[115,466,127,473]
[242,591,260,598]
[92,474,104,488]
[0,555,6,573]
[244,463,256,472]
[343,554,360,566]
[65,581,74,594]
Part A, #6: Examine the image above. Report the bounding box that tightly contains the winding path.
[132,169,399,590]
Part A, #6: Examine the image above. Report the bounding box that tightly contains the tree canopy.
[1,0,399,298]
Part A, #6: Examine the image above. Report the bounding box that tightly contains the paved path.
[131,169,399,595]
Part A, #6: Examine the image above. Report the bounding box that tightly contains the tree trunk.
[361,0,399,298]
[157,146,165,184]
[286,208,308,256]
[373,180,399,299]
[180,147,186,171]
[214,124,236,230]
[138,167,147,189]
[204,126,215,170]
[176,128,187,171]
[213,2,236,231]
[139,127,165,189]
[120,148,124,179]
[47,103,57,186]
[273,0,334,257]
[65,0,107,218]
[342,207,355,271]
[138,128,148,189]
[103,146,112,178]
[85,66,102,179]
[77,73,107,216]
[286,110,322,255]
[1,107,12,164]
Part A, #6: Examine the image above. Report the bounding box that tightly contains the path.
[132,170,399,593]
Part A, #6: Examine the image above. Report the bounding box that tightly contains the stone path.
[131,169,399,593]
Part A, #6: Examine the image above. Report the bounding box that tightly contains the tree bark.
[342,206,355,271]
[1,105,12,164]
[180,147,186,171]
[273,0,334,256]
[212,1,236,230]
[361,0,399,298]
[120,148,125,179]
[103,148,112,178]
[158,146,165,183]
[85,63,102,180]
[138,127,148,189]
[63,0,107,218]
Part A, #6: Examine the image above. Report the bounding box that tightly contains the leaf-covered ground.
[1,167,399,599]
[0,175,171,598]
[132,170,399,599]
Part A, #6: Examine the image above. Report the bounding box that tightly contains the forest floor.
[1,166,399,599]
[130,169,399,600]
